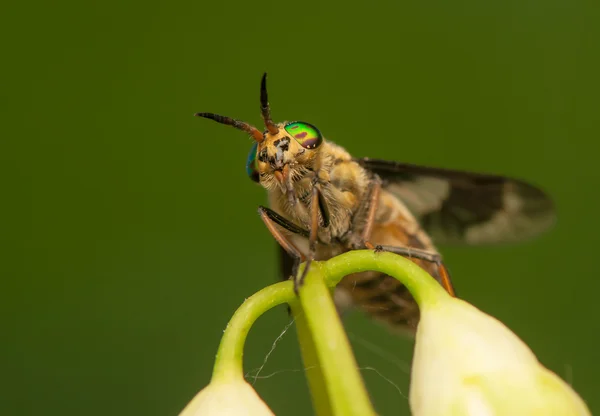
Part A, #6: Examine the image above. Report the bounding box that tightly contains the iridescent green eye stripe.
[284,122,323,149]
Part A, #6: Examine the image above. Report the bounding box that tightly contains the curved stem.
[322,250,448,307]
[209,249,447,414]
[211,280,295,383]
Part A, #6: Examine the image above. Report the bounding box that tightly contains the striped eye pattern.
[284,121,323,149]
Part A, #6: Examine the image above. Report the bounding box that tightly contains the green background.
[2,0,599,414]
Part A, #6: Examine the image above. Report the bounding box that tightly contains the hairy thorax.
[266,141,372,246]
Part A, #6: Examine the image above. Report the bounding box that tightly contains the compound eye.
[246,142,259,182]
[284,121,323,149]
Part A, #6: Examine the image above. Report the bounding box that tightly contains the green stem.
[291,301,334,416]
[297,262,377,416]
[209,249,446,414]
[322,250,448,307]
[211,280,295,383]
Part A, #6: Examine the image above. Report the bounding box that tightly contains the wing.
[358,158,556,245]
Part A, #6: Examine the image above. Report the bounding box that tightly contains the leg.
[376,244,441,262]
[375,244,456,297]
[360,177,381,249]
[350,177,455,297]
[258,207,307,275]
[346,175,382,249]
[296,183,322,291]
[258,206,309,238]
[283,164,298,207]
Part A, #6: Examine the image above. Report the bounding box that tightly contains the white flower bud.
[410,296,591,416]
[179,380,274,416]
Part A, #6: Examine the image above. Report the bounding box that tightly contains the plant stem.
[209,249,447,414]
[291,301,334,416]
[297,262,377,416]
[211,280,295,383]
[322,250,448,307]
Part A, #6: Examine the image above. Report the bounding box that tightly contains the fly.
[195,74,555,330]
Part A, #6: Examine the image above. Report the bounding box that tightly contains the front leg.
[295,177,328,292]
[346,175,382,250]
[258,206,307,281]
[258,203,328,294]
[283,164,298,207]
[359,176,381,250]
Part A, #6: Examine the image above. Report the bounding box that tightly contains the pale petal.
[180,380,274,416]
[410,297,591,416]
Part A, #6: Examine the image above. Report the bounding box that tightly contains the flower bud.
[179,379,274,416]
[410,296,591,416]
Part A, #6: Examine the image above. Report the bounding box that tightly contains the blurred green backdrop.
[2,0,599,414]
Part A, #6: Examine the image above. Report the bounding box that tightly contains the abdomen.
[336,191,443,332]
